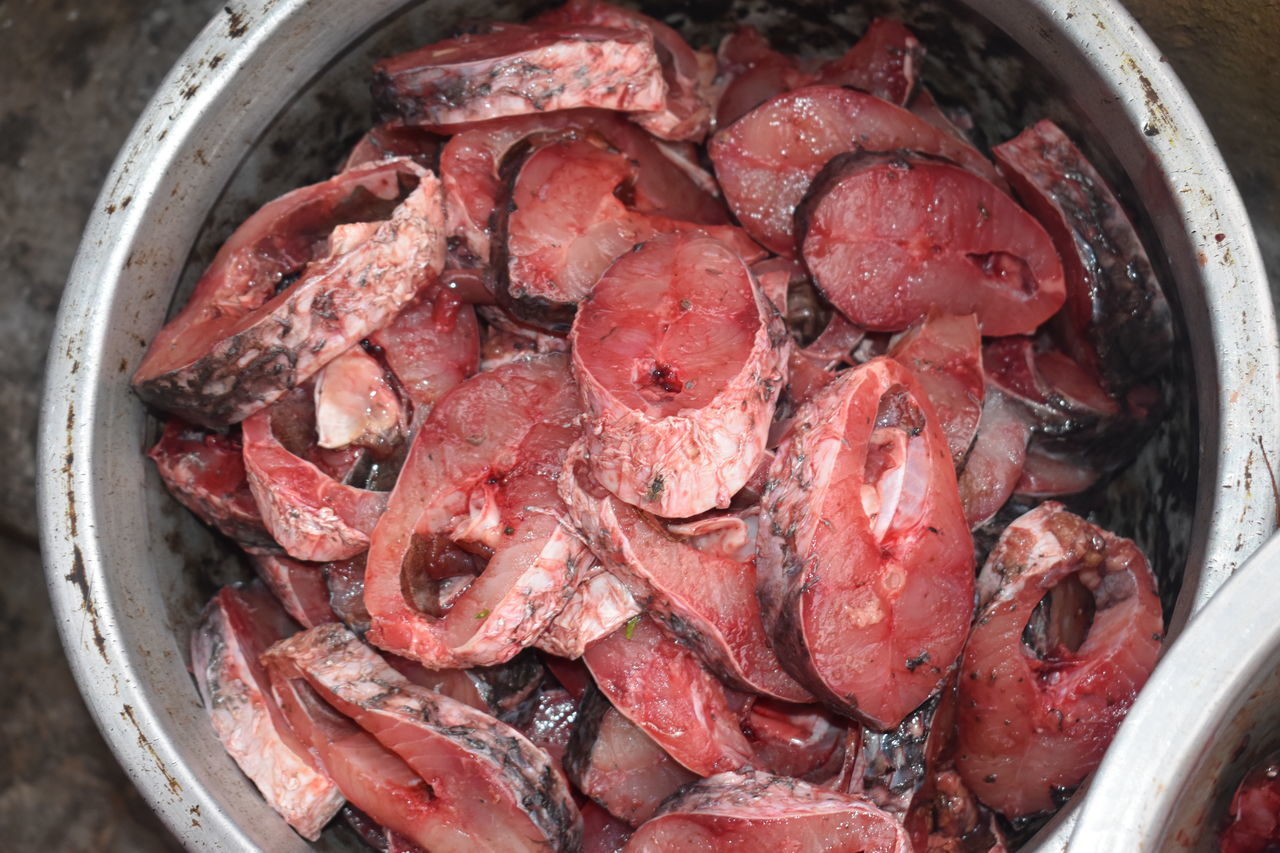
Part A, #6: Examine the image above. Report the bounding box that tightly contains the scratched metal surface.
[7,0,1279,850]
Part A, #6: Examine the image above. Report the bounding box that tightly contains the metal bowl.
[1068,530,1280,852]
[36,0,1280,850]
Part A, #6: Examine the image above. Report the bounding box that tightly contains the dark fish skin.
[134,160,445,428]
[372,24,666,128]
[625,770,911,852]
[466,649,547,728]
[565,684,697,826]
[265,623,583,853]
[993,120,1173,394]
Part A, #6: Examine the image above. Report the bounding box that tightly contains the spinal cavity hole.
[633,357,685,403]
[1022,573,1097,662]
[966,250,1037,295]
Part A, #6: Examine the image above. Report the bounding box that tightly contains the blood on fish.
[570,231,784,518]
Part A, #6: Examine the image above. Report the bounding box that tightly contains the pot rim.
[36,0,1280,850]
[1067,530,1280,851]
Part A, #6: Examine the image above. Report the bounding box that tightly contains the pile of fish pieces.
[135,2,1174,850]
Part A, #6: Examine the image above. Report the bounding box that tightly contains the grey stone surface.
[0,0,1274,850]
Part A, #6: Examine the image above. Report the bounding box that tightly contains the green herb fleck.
[475,609,491,620]
[624,615,641,639]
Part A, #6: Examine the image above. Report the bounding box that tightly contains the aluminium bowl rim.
[36,0,1280,850]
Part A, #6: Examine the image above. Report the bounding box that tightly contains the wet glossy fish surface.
[142,3,1174,849]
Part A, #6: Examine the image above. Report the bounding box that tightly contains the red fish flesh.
[993,120,1172,392]
[954,502,1163,817]
[816,18,923,106]
[148,418,276,552]
[889,310,984,466]
[366,288,479,419]
[565,684,698,825]
[798,152,1066,335]
[312,346,407,453]
[759,357,974,728]
[134,160,444,426]
[571,231,785,517]
[363,353,589,668]
[956,391,1033,530]
[190,584,343,840]
[561,448,810,701]
[342,122,441,172]
[535,566,640,660]
[535,0,713,141]
[713,26,816,131]
[250,554,338,629]
[708,86,1001,255]
[624,770,911,852]
[372,24,667,128]
[744,699,848,783]
[242,387,389,562]
[1220,753,1280,853]
[265,623,582,851]
[582,615,754,776]
[437,109,725,264]
[494,136,762,333]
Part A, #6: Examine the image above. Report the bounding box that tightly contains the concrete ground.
[0,0,1274,849]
